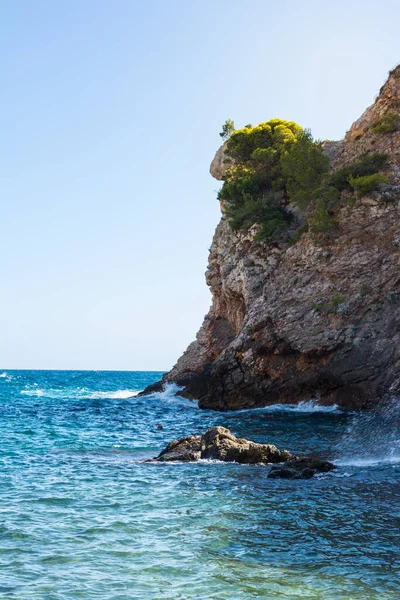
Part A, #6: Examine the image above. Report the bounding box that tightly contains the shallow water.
[0,370,399,599]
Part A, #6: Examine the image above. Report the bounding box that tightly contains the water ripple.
[0,370,399,599]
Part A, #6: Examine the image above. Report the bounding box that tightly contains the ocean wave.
[316,470,353,479]
[20,389,45,397]
[0,371,13,382]
[151,383,200,409]
[150,386,340,414]
[20,387,141,400]
[156,382,183,398]
[86,390,140,399]
[269,400,340,413]
[231,400,341,414]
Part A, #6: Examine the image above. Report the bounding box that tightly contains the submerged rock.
[268,457,336,479]
[152,426,292,465]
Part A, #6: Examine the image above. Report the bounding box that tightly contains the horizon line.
[1,368,168,373]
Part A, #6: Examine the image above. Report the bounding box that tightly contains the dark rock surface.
[268,457,336,479]
[136,380,165,397]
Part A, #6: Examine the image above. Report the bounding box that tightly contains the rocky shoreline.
[150,426,335,479]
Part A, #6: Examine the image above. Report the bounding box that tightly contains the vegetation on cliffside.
[218,119,388,242]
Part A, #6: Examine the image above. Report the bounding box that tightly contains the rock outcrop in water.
[143,66,400,411]
[154,426,292,464]
[152,427,335,478]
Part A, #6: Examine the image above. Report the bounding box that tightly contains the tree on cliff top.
[219,119,235,140]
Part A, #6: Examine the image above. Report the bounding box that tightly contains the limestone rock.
[152,426,292,464]
[155,435,201,462]
[200,426,292,464]
[209,142,231,180]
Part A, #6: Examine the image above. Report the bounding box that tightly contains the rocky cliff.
[145,66,400,411]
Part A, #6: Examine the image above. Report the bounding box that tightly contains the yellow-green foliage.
[226,120,301,163]
[348,173,388,198]
[371,112,399,134]
[219,120,333,242]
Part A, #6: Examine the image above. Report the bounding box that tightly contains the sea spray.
[335,397,400,466]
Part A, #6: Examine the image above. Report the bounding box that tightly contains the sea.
[0,369,399,599]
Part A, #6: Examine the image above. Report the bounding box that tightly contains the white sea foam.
[336,455,400,468]
[157,382,184,398]
[0,371,14,382]
[86,390,140,399]
[20,389,45,397]
[150,385,341,414]
[20,388,141,400]
[151,383,200,409]
[197,458,267,467]
[232,400,341,414]
[276,400,340,413]
[316,470,353,479]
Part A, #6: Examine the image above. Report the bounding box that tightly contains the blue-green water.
[1,370,399,599]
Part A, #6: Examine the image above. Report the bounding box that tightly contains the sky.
[1,0,399,371]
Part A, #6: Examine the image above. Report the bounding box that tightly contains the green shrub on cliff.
[218,165,271,204]
[281,130,330,208]
[371,112,399,134]
[225,193,293,242]
[308,196,339,236]
[328,152,388,191]
[348,173,388,198]
[312,291,345,313]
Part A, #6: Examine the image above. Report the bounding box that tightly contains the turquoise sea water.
[0,370,399,599]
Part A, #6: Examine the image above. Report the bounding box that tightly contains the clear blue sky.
[1,0,399,370]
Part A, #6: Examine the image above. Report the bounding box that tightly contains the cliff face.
[156,67,400,410]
